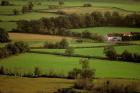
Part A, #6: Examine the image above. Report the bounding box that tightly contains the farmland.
[71,27,140,36]
[0,53,140,79]
[31,45,140,57]
[0,0,140,92]
[0,75,140,93]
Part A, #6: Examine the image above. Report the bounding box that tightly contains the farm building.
[106,32,133,42]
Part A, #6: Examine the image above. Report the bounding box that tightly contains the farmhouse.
[106,32,133,42]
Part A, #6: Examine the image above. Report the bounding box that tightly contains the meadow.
[71,27,140,36]
[31,45,140,57]
[0,22,17,31]
[0,0,140,92]
[0,53,140,79]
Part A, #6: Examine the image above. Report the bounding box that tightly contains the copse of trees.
[104,46,117,60]
[0,28,10,43]
[1,0,10,6]
[104,46,140,63]
[0,41,30,59]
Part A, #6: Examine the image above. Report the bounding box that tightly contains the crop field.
[71,27,140,36]
[0,0,140,92]
[9,32,73,42]
[0,53,140,79]
[0,76,140,93]
[0,76,74,93]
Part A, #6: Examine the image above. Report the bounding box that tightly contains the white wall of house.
[107,36,122,42]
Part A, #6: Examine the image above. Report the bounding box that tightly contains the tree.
[121,50,133,61]
[13,9,19,15]
[74,58,94,90]
[104,46,117,60]
[28,1,34,11]
[22,6,28,14]
[0,28,10,43]
[59,38,69,48]
[58,0,64,6]
[34,67,41,77]
[65,47,74,56]
[1,0,10,6]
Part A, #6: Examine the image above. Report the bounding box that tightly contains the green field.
[0,12,59,21]
[0,22,17,31]
[0,53,140,79]
[71,27,140,36]
[31,45,140,57]
[70,42,109,47]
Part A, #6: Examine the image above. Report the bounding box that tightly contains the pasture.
[71,27,140,36]
[0,53,140,79]
[31,45,140,57]
[0,22,17,31]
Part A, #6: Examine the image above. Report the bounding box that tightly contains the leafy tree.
[0,28,10,43]
[104,46,117,60]
[22,6,28,13]
[74,58,94,90]
[58,0,64,6]
[28,1,34,11]
[59,38,69,48]
[34,67,41,77]
[13,9,19,15]
[121,50,133,61]
[65,47,74,56]
[1,0,10,6]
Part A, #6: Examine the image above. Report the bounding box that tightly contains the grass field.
[31,45,140,57]
[71,27,140,36]
[0,53,140,79]
[0,22,17,31]
[69,42,109,47]
[0,12,59,21]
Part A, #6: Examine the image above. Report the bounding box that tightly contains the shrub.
[68,68,81,79]
[0,28,10,43]
[74,59,95,90]
[65,47,74,56]
[104,46,117,60]
[83,3,92,7]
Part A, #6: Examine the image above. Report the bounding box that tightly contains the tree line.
[0,41,30,59]
[12,11,140,40]
[15,11,140,31]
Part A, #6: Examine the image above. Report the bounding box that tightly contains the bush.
[68,68,81,79]
[74,59,95,90]
[65,47,74,56]
[0,28,10,43]
[0,41,30,59]
[83,3,92,7]
[104,46,117,60]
